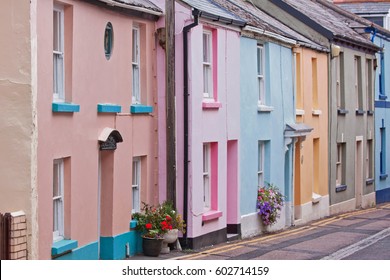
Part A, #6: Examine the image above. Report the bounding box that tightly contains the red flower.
[166,215,172,222]
[145,223,152,230]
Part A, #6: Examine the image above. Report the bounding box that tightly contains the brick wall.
[10,211,27,260]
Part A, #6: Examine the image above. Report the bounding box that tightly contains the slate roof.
[105,0,163,13]
[337,2,390,15]
[180,0,246,26]
[278,0,378,49]
[212,0,327,51]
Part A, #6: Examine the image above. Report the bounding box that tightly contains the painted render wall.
[329,46,376,214]
[0,0,35,259]
[240,37,295,238]
[187,22,241,244]
[374,35,390,203]
[155,1,241,248]
[36,0,157,259]
[294,47,329,224]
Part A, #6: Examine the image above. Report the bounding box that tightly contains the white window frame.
[53,159,64,242]
[202,30,213,99]
[132,157,141,214]
[258,141,265,188]
[132,26,141,104]
[53,5,65,102]
[366,59,373,111]
[203,143,211,210]
[257,45,265,105]
[366,140,373,179]
[336,144,342,186]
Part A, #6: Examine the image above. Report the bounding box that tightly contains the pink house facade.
[0,0,162,259]
[155,0,245,249]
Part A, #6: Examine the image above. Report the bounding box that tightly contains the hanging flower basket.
[256,183,284,226]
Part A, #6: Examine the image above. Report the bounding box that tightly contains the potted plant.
[159,201,186,253]
[256,183,284,226]
[132,203,167,257]
[132,201,186,256]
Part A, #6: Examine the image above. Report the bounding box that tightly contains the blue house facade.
[239,36,295,237]
[373,34,390,203]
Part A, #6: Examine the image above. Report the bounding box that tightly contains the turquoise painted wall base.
[100,229,143,260]
[54,241,98,260]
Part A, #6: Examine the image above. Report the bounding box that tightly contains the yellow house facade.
[294,47,329,224]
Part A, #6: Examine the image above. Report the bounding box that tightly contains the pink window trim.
[212,29,218,101]
[202,210,223,221]
[202,101,222,109]
[211,142,218,210]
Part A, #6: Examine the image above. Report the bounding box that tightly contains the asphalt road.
[131,203,390,260]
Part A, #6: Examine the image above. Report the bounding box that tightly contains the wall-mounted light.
[331,44,341,58]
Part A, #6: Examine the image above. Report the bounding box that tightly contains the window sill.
[312,193,322,204]
[97,103,121,113]
[202,210,222,222]
[366,178,375,186]
[312,109,322,116]
[130,104,153,114]
[202,101,222,109]
[379,94,387,100]
[129,220,138,230]
[52,239,78,256]
[335,184,347,193]
[355,109,365,115]
[296,109,305,116]
[52,102,80,113]
[257,104,274,112]
[337,108,349,115]
[380,174,388,180]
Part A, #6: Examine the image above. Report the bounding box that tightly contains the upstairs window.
[53,6,64,102]
[104,22,114,60]
[132,26,141,104]
[202,30,213,99]
[257,45,265,106]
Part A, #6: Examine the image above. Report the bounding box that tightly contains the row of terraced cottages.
[1,0,390,259]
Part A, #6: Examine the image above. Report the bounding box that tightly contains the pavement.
[128,203,390,260]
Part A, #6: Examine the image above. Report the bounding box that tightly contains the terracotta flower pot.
[161,229,178,254]
[142,237,164,257]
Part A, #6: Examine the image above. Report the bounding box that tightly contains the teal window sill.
[130,220,138,229]
[52,102,80,113]
[97,103,121,113]
[130,104,153,114]
[52,239,78,256]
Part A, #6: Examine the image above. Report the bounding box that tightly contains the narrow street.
[131,203,390,260]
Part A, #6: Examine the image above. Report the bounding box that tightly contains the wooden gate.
[0,212,11,260]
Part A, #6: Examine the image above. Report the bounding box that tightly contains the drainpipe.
[182,8,199,248]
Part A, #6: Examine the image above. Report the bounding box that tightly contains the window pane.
[53,10,61,52]
[132,65,140,103]
[132,28,139,63]
[203,33,209,62]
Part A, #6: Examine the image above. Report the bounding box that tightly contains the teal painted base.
[377,187,390,204]
[54,241,98,260]
[100,229,142,260]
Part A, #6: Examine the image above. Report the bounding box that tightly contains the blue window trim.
[52,102,80,113]
[130,104,153,114]
[97,103,121,113]
[52,239,78,256]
